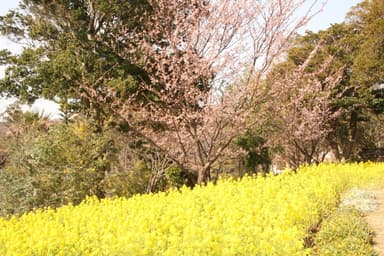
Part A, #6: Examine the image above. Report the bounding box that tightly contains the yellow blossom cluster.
[1,162,384,255]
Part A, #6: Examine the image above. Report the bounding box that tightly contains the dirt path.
[365,189,384,255]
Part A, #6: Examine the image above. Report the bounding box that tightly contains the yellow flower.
[0,163,384,255]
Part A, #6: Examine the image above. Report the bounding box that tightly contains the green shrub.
[0,120,116,216]
[105,159,153,196]
[165,165,196,189]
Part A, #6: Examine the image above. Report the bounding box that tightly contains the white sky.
[0,0,363,119]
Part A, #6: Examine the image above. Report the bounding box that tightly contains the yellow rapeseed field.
[1,162,384,255]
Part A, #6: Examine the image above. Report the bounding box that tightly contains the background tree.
[348,0,384,115]
[0,0,152,127]
[269,45,344,167]
[270,0,384,164]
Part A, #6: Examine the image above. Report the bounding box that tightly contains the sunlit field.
[1,162,383,255]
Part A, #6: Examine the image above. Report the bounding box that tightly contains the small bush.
[165,165,196,189]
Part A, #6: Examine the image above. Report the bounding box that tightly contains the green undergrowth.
[311,189,378,256]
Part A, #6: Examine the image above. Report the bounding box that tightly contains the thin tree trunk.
[344,111,358,160]
[327,132,341,162]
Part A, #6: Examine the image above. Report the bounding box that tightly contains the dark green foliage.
[0,0,152,125]
[234,130,272,174]
[165,166,196,189]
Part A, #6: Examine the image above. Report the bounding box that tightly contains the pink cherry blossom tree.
[82,0,325,183]
[269,43,345,168]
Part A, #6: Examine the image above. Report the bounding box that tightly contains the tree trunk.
[327,132,341,162]
[197,166,211,184]
[344,111,358,161]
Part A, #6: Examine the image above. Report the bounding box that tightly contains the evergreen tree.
[0,0,152,127]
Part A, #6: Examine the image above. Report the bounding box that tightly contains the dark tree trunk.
[343,111,358,161]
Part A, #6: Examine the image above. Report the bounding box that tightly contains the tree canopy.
[0,0,156,125]
[275,0,384,163]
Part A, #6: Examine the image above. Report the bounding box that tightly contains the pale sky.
[304,0,362,32]
[0,0,363,119]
